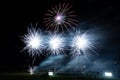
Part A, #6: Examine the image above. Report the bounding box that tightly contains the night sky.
[1,0,120,75]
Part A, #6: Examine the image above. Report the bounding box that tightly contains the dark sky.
[1,0,120,72]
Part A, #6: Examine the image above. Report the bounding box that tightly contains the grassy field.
[0,72,119,80]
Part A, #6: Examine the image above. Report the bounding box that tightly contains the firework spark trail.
[47,33,66,55]
[28,66,37,75]
[22,27,45,57]
[70,30,96,57]
[28,67,34,75]
[44,3,78,32]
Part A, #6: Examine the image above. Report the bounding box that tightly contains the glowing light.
[22,28,97,57]
[28,35,41,49]
[47,34,65,55]
[54,14,65,25]
[28,66,38,75]
[70,30,95,57]
[73,35,88,49]
[104,72,113,77]
[28,67,34,75]
[22,27,44,57]
[44,3,78,32]
[48,71,54,76]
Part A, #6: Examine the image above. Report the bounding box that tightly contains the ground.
[0,72,118,80]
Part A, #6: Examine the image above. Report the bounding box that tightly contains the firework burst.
[44,3,78,32]
[70,30,96,57]
[22,27,45,57]
[47,33,66,55]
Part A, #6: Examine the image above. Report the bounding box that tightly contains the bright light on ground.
[104,72,113,77]
[29,67,34,75]
[48,71,54,76]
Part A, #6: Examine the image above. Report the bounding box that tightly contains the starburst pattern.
[70,30,96,57]
[44,3,78,32]
[22,27,45,57]
[47,33,66,55]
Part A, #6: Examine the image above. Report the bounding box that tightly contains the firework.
[70,30,95,57]
[28,67,34,75]
[22,27,45,57]
[44,3,78,32]
[47,33,65,55]
[28,66,37,75]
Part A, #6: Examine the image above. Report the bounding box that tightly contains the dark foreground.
[0,72,119,80]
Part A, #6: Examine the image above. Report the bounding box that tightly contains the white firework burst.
[44,3,78,32]
[22,27,44,57]
[47,33,66,55]
[70,30,95,57]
